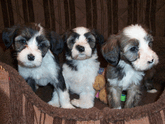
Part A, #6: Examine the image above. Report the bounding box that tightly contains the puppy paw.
[61,104,75,109]
[71,99,80,107]
[81,103,93,109]
[71,99,94,109]
[114,106,122,109]
[147,88,157,93]
[48,100,60,107]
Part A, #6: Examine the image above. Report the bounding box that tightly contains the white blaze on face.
[123,24,159,71]
[73,27,90,34]
[71,27,93,60]
[38,23,44,34]
[123,24,146,39]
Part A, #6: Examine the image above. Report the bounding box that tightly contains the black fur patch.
[20,28,37,40]
[36,35,50,57]
[144,34,153,48]
[26,77,36,92]
[84,32,96,48]
[65,60,77,71]
[56,66,67,91]
[122,39,139,62]
[67,32,80,49]
[14,37,27,52]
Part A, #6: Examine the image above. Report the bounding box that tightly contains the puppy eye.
[130,46,138,52]
[19,39,26,44]
[148,41,153,47]
[39,43,46,48]
[69,39,75,44]
[87,38,91,42]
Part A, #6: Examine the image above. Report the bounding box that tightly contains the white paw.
[48,100,60,107]
[61,104,75,109]
[114,106,122,109]
[71,99,80,107]
[147,89,157,93]
[71,99,93,109]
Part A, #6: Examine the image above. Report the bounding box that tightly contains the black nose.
[76,45,85,52]
[28,54,35,61]
[148,59,154,64]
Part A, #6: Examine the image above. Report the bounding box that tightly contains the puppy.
[102,24,159,109]
[2,23,74,108]
[62,27,104,108]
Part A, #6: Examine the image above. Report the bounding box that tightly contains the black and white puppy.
[62,27,104,108]
[102,24,159,109]
[2,23,74,108]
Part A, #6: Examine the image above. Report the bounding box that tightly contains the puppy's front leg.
[48,89,75,108]
[48,90,60,107]
[124,84,141,108]
[58,89,75,108]
[108,86,122,109]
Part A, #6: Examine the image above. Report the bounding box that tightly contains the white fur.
[63,26,101,108]
[4,24,75,108]
[73,27,89,35]
[123,24,159,71]
[16,32,44,67]
[133,42,159,70]
[19,49,74,108]
[63,52,100,108]
[38,23,44,34]
[147,89,157,93]
[105,24,159,109]
[48,89,74,108]
[123,24,147,39]
[18,48,75,108]
[71,27,93,60]
[72,38,92,59]
[108,60,145,90]
[18,50,59,86]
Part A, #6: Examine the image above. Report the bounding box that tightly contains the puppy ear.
[61,30,72,43]
[101,35,120,66]
[61,32,68,43]
[91,29,104,45]
[2,25,18,48]
[49,31,64,55]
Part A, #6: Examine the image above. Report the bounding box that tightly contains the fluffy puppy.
[102,24,159,109]
[62,27,104,108]
[2,23,74,108]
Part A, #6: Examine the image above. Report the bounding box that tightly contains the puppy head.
[2,23,63,67]
[63,27,104,60]
[102,24,159,71]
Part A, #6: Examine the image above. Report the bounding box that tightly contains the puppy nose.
[148,59,154,64]
[76,45,85,52]
[28,54,35,61]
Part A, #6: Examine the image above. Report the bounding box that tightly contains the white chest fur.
[18,50,59,86]
[63,54,100,94]
[108,60,144,90]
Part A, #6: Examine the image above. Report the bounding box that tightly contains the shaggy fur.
[102,24,159,109]
[62,27,104,108]
[2,23,74,108]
